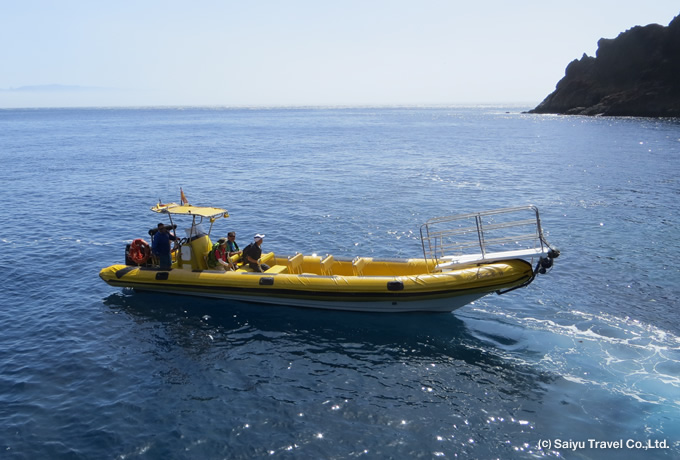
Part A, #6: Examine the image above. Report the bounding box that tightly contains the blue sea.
[1,106,678,459]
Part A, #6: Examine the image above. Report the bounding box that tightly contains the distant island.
[529,14,680,117]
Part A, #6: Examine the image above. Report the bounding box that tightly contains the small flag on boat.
[180,188,189,205]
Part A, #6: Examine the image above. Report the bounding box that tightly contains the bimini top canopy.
[151,202,229,219]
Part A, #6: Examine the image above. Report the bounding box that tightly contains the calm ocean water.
[1,106,679,459]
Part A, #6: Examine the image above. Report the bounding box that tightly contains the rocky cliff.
[529,14,680,117]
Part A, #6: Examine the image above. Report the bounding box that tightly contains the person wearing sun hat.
[242,233,270,272]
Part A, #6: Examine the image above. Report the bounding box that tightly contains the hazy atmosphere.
[1,1,679,108]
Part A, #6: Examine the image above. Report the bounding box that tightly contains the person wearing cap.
[242,234,270,272]
[151,223,178,270]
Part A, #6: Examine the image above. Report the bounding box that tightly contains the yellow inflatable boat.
[99,201,559,313]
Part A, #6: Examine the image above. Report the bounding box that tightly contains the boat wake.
[462,305,680,410]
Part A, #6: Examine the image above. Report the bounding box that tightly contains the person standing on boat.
[226,231,242,262]
[243,234,270,272]
[152,223,178,270]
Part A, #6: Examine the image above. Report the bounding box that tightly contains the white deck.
[435,247,547,270]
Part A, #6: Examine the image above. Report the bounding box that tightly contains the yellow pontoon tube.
[99,255,535,313]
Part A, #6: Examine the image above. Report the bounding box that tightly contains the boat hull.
[99,259,534,313]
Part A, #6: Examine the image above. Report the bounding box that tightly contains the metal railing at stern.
[419,205,550,271]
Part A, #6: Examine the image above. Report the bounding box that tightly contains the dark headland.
[529,13,680,117]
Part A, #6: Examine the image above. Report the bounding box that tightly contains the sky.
[1,1,678,108]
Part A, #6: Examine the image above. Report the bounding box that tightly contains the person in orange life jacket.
[212,238,235,270]
[243,234,270,272]
[152,223,178,270]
